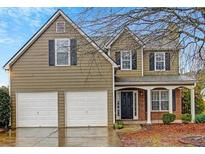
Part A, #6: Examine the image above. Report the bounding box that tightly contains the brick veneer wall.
[138,88,182,121]
[138,89,146,120]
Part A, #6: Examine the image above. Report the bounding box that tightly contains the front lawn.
[117,123,205,147]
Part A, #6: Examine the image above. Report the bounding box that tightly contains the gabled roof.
[4,9,118,69]
[142,34,182,50]
[105,27,144,49]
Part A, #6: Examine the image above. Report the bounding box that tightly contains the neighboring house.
[4,10,196,128]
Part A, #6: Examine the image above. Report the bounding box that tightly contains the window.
[55,39,70,66]
[155,52,165,71]
[121,51,132,70]
[116,91,121,120]
[56,22,65,33]
[151,90,169,111]
[133,91,138,119]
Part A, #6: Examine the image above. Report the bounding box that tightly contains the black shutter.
[165,52,171,70]
[149,53,155,71]
[172,89,176,112]
[115,52,121,65]
[132,50,137,70]
[70,39,77,65]
[48,40,55,66]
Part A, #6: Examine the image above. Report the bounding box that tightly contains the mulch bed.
[117,123,205,147]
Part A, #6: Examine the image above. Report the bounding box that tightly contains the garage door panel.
[66,91,108,127]
[16,92,58,127]
[19,101,57,106]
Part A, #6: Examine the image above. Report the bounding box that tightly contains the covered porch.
[114,75,196,124]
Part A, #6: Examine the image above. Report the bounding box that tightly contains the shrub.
[162,113,176,124]
[181,114,192,123]
[182,84,205,114]
[0,87,10,128]
[113,120,124,129]
[195,114,205,123]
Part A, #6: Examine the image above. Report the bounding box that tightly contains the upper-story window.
[55,39,70,66]
[149,52,171,71]
[56,22,65,33]
[155,52,165,71]
[121,51,132,70]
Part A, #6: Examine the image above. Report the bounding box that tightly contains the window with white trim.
[121,51,132,70]
[56,22,65,33]
[151,90,169,111]
[55,39,70,66]
[155,52,165,71]
[116,91,121,120]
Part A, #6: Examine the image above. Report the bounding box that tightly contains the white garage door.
[16,92,58,127]
[66,91,107,127]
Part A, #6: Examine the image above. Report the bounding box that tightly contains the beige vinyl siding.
[10,14,113,128]
[143,50,179,76]
[109,29,142,77]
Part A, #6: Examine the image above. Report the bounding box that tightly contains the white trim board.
[112,66,116,124]
[141,48,144,76]
[4,9,118,69]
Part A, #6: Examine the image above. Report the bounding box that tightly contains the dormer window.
[56,22,65,33]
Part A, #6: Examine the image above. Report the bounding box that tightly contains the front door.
[121,92,133,119]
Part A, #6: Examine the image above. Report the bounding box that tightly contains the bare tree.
[74,7,205,73]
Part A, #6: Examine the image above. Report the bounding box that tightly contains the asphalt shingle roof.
[116,75,196,85]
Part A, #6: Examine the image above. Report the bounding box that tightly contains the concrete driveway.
[0,127,122,147]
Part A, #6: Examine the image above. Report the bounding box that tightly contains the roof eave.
[115,80,196,85]
[59,11,118,67]
[115,81,196,86]
[4,9,118,70]
[4,65,9,70]
[144,47,181,50]
[3,9,62,70]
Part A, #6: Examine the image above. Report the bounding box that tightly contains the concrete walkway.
[0,127,122,147]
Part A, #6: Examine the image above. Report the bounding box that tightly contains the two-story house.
[4,10,196,128]
[106,27,196,124]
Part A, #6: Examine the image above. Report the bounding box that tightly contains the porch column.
[191,88,195,123]
[168,88,173,113]
[147,88,151,124]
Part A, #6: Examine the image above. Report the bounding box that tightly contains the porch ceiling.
[115,75,196,86]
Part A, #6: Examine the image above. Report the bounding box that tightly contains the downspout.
[112,66,115,124]
[141,47,144,76]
